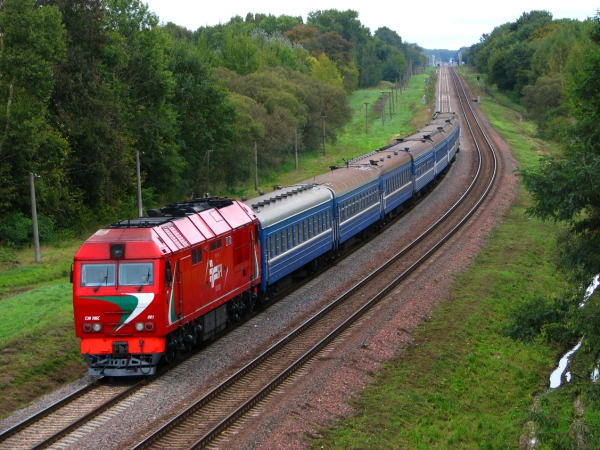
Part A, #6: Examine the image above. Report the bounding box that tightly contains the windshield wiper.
[94,269,109,292]
[138,269,151,292]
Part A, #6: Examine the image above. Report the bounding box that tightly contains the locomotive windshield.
[119,263,154,286]
[81,263,116,287]
[80,262,153,287]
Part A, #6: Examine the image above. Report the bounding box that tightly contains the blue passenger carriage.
[307,165,381,249]
[347,147,413,217]
[245,185,334,294]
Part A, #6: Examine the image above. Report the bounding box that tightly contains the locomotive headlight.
[110,244,125,259]
[92,322,102,332]
[145,322,155,332]
[135,322,144,332]
[83,323,92,332]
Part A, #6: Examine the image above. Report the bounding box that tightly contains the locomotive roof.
[75,199,257,259]
[108,197,235,228]
[244,184,333,229]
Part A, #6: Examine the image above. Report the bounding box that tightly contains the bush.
[0,213,56,248]
[0,245,18,264]
[0,213,32,247]
[503,294,579,343]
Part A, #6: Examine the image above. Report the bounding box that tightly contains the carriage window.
[81,263,116,287]
[119,263,154,286]
[270,235,275,258]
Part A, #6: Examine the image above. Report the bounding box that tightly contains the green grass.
[0,243,88,417]
[310,67,578,448]
[0,71,438,418]
[311,189,565,449]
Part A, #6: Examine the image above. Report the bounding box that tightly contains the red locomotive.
[71,198,260,376]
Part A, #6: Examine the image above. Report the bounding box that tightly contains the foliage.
[0,3,428,231]
[310,53,344,88]
[0,0,69,221]
[0,212,56,247]
[168,39,236,196]
[503,293,579,343]
[466,10,592,138]
[213,66,351,175]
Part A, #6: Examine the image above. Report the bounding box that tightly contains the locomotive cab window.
[119,263,154,286]
[81,263,116,287]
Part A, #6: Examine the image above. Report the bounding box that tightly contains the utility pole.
[136,151,143,217]
[295,129,298,170]
[205,149,212,197]
[364,102,369,134]
[380,93,386,126]
[253,140,259,190]
[321,115,327,156]
[29,173,40,263]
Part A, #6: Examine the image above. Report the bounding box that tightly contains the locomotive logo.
[80,293,154,332]
[208,260,222,288]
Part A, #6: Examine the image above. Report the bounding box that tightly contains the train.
[71,111,460,376]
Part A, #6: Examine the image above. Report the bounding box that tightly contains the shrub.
[0,213,56,247]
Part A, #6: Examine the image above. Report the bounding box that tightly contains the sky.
[142,0,598,50]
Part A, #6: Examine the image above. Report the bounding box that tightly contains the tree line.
[0,0,427,246]
[468,11,600,374]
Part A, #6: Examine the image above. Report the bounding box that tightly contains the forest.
[467,10,600,383]
[0,0,428,245]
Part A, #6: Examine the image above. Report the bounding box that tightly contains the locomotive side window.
[119,263,154,286]
[81,263,116,287]
[192,248,202,265]
[210,239,222,251]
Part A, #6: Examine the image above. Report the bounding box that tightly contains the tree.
[311,53,344,88]
[46,0,133,217]
[521,74,563,134]
[168,39,236,197]
[0,0,69,219]
[105,0,182,202]
[520,13,600,352]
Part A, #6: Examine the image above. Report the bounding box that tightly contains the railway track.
[0,66,497,450]
[126,66,499,449]
[0,380,141,449]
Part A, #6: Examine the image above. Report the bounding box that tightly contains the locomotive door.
[169,259,185,325]
[250,226,259,280]
[179,255,196,318]
[168,260,182,325]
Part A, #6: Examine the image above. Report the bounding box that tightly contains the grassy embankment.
[0,70,434,419]
[311,68,587,448]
